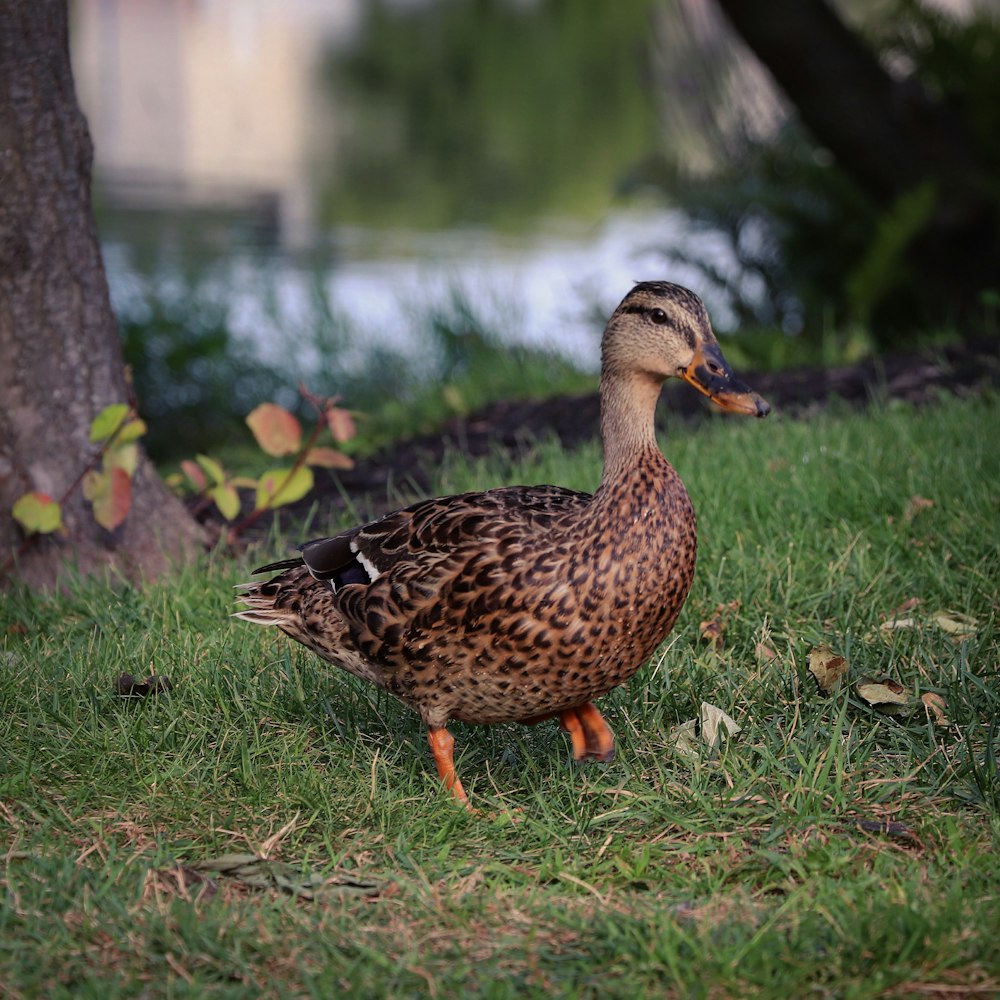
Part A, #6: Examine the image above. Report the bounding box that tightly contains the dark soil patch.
[229,335,999,541]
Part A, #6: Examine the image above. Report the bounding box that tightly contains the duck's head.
[603,280,770,418]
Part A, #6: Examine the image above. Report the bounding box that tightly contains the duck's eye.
[649,308,669,325]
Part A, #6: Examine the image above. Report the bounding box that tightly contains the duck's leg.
[559,703,616,763]
[427,726,469,806]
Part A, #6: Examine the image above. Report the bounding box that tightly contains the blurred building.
[70,0,361,247]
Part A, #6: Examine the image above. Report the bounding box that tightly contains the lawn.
[2,391,998,998]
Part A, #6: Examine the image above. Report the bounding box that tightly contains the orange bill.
[680,341,770,417]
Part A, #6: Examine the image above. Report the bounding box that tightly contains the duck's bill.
[681,342,771,418]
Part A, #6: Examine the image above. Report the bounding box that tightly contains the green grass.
[2,392,998,998]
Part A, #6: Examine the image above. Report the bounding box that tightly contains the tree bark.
[0,0,205,589]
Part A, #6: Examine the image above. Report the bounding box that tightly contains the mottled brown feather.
[236,279,768,798]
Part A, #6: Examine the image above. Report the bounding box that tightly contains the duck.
[236,280,769,806]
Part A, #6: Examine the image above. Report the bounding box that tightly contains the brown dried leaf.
[879,616,918,636]
[930,611,977,639]
[699,600,740,650]
[855,675,919,717]
[700,702,741,749]
[755,641,778,664]
[666,719,700,759]
[666,703,741,760]
[808,646,849,693]
[116,673,173,699]
[921,692,949,726]
[903,495,935,522]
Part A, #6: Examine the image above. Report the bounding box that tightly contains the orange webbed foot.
[427,726,471,808]
[559,703,616,763]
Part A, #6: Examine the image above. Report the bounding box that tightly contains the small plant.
[170,385,357,543]
[12,403,147,537]
[7,388,357,577]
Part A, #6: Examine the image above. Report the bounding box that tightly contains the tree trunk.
[713,0,998,316]
[0,0,205,589]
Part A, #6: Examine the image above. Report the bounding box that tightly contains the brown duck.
[237,281,769,805]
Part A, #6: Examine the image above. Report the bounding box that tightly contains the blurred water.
[103,210,739,381]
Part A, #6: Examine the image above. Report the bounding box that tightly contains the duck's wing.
[294,484,591,665]
[293,484,589,589]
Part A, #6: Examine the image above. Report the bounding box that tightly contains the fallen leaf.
[921,692,949,726]
[855,675,920,717]
[666,703,741,760]
[699,600,740,649]
[116,673,173,699]
[755,641,778,664]
[879,617,918,635]
[808,646,849,693]
[700,702,741,749]
[930,611,977,640]
[889,597,922,616]
[188,854,379,901]
[903,495,934,522]
[666,719,700,759]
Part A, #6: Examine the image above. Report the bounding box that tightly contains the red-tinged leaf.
[106,442,138,476]
[196,454,226,487]
[211,484,241,521]
[89,403,129,443]
[305,447,354,470]
[182,459,208,491]
[808,646,849,694]
[86,467,132,531]
[255,466,313,511]
[12,492,62,535]
[325,405,356,444]
[116,418,147,443]
[247,403,302,457]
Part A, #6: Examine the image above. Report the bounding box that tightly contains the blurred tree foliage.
[645,0,1000,346]
[321,0,655,229]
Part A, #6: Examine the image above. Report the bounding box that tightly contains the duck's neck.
[597,369,665,487]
